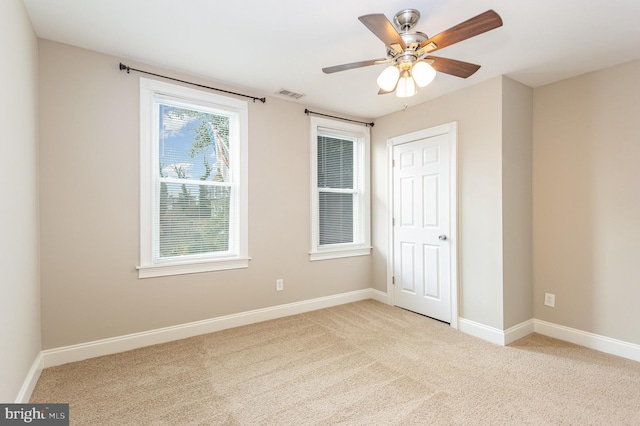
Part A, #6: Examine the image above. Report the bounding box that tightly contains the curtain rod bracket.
[119,62,266,104]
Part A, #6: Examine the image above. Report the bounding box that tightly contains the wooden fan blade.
[322,58,388,74]
[419,10,503,53]
[358,14,406,50]
[429,56,481,78]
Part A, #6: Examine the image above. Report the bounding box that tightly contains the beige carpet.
[31,300,640,425]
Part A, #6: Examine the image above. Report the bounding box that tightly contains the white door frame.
[386,122,459,329]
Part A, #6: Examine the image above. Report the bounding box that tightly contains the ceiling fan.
[322,9,503,97]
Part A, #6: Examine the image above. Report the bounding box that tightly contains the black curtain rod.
[119,63,266,104]
[304,108,374,127]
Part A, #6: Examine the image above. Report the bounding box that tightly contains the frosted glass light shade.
[376,65,400,91]
[412,61,436,87]
[395,71,416,98]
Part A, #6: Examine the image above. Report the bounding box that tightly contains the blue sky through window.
[158,104,222,181]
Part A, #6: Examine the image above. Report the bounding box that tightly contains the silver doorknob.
[438,235,447,241]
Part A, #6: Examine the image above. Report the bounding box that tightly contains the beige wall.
[0,0,41,401]
[38,40,372,349]
[502,77,533,328]
[533,59,640,345]
[372,77,506,329]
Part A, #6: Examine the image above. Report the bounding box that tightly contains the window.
[310,116,371,261]
[138,78,248,278]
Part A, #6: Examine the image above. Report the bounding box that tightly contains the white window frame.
[138,78,249,278]
[310,116,371,261]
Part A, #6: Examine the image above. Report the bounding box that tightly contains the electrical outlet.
[276,279,284,292]
[544,292,555,307]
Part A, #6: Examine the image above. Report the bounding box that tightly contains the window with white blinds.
[138,78,248,278]
[310,117,371,261]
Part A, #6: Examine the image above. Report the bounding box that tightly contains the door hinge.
[392,159,395,168]
[392,276,395,285]
[392,218,395,226]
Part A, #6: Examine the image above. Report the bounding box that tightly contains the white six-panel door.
[391,130,453,323]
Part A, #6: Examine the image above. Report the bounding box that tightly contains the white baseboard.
[458,316,640,363]
[534,319,640,363]
[505,319,535,345]
[42,288,377,368]
[15,352,43,403]
[370,288,389,304]
[458,318,506,345]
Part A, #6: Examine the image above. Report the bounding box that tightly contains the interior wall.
[501,77,533,328]
[533,59,640,345]
[38,40,372,350]
[31,23,640,360]
[0,0,41,402]
[372,77,505,329]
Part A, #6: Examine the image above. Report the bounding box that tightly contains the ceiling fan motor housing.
[387,10,429,62]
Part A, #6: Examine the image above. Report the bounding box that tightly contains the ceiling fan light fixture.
[395,70,416,98]
[412,61,437,87]
[377,65,400,92]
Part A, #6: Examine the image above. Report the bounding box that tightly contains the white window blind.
[317,135,356,245]
[154,102,235,261]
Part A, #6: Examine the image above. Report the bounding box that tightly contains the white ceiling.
[22,0,640,119]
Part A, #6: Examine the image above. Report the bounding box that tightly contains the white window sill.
[137,257,250,278]
[309,247,371,262]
